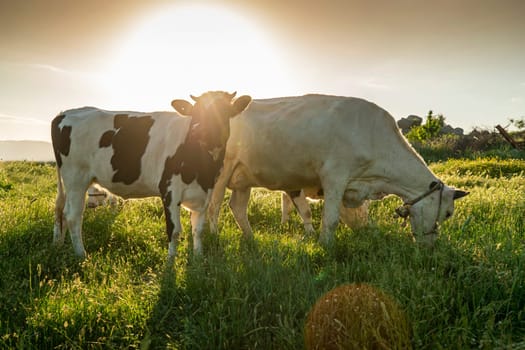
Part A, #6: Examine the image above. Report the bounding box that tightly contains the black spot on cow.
[99,130,115,148]
[51,114,72,168]
[158,132,224,241]
[114,114,130,129]
[102,114,154,185]
[160,136,224,194]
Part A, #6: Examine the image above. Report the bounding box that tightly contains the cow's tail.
[51,114,67,242]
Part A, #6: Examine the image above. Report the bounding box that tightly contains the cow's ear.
[171,99,193,116]
[231,95,252,117]
[453,189,469,200]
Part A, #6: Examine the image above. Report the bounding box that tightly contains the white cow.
[280,190,369,233]
[86,183,119,208]
[51,91,251,258]
[208,94,468,246]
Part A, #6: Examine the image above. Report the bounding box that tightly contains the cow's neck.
[379,144,438,203]
[158,124,227,198]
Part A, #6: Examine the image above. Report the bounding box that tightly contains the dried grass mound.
[305,284,412,350]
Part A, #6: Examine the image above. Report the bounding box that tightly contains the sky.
[0,0,524,142]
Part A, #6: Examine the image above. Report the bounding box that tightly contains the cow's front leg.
[207,187,224,234]
[164,199,182,258]
[208,165,232,234]
[318,179,346,246]
[190,210,206,254]
[229,188,253,238]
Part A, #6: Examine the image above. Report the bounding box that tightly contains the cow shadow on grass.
[143,187,525,349]
[144,226,435,348]
[143,230,230,349]
[142,223,400,348]
[142,259,183,349]
[144,229,309,349]
[139,215,525,349]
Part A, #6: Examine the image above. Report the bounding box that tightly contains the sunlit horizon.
[98,4,298,112]
[0,0,524,143]
[0,3,300,143]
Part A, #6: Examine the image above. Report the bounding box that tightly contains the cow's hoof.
[318,234,335,249]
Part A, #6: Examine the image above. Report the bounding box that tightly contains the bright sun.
[102,4,294,110]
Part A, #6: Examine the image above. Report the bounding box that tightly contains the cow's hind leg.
[289,191,315,235]
[280,192,294,225]
[229,188,253,238]
[63,187,88,258]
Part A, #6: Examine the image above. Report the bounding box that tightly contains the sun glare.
[102,4,294,110]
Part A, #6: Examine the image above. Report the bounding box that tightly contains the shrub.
[509,117,525,130]
[406,111,445,143]
[412,128,518,162]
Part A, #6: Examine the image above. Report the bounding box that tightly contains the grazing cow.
[51,91,251,258]
[281,190,369,234]
[208,94,468,246]
[86,183,119,208]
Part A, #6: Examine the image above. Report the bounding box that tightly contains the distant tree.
[406,110,445,143]
[509,117,525,130]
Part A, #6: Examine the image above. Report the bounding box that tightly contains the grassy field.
[1,158,524,349]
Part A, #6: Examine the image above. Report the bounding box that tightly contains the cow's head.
[171,91,251,157]
[396,181,468,246]
[86,185,107,208]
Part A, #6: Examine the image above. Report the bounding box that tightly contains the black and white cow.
[51,91,251,258]
[208,94,468,246]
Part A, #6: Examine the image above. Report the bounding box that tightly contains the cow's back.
[226,94,407,190]
[53,107,190,198]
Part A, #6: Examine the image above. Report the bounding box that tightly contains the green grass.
[1,159,525,349]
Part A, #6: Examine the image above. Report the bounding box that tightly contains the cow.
[208,94,468,246]
[86,183,119,208]
[51,91,251,258]
[281,190,369,234]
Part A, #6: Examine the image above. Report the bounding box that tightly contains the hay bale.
[305,284,412,350]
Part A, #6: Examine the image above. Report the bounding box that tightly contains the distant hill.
[0,140,54,161]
